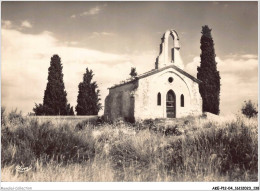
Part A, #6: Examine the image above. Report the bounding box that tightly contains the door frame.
[166,90,176,118]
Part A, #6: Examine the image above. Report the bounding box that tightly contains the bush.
[96,116,105,125]
[1,107,6,126]
[109,137,155,180]
[75,120,88,131]
[241,100,258,118]
[8,109,25,124]
[160,120,258,178]
[1,119,95,167]
[164,125,182,136]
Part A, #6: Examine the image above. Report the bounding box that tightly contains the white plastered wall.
[134,68,202,120]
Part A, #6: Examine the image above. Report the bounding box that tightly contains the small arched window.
[181,94,184,107]
[157,93,161,106]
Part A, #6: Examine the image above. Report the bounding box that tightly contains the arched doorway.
[166,90,176,118]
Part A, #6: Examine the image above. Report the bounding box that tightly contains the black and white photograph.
[1,1,259,190]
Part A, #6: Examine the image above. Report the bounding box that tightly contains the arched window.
[181,94,184,107]
[157,93,161,106]
[168,34,175,63]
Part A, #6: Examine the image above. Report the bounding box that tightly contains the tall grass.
[1,109,258,181]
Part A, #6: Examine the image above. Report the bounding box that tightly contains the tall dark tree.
[197,25,221,115]
[130,67,137,78]
[76,68,101,115]
[33,54,74,115]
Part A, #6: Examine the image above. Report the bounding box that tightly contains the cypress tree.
[197,25,221,115]
[76,68,101,115]
[33,54,73,115]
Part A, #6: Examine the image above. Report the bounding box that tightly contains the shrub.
[161,139,184,174]
[129,67,137,78]
[75,120,89,131]
[75,118,100,131]
[241,100,258,118]
[1,119,95,167]
[110,137,154,180]
[164,125,182,136]
[1,107,6,126]
[159,119,258,178]
[8,108,25,124]
[96,116,105,125]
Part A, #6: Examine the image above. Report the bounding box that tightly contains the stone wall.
[104,80,138,122]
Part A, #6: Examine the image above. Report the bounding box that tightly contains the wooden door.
[166,90,176,118]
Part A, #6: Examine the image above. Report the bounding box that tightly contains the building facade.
[104,30,202,122]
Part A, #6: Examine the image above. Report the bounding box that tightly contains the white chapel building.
[104,29,202,122]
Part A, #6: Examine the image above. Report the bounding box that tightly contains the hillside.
[1,109,258,181]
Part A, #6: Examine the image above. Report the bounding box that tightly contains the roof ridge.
[109,65,201,89]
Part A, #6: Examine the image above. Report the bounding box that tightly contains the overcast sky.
[1,1,258,115]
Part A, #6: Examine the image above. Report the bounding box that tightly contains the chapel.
[104,30,202,122]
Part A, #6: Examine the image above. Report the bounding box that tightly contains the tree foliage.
[241,100,258,118]
[130,67,137,78]
[76,68,102,115]
[33,55,74,115]
[197,25,221,115]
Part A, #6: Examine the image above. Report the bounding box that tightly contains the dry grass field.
[1,108,258,182]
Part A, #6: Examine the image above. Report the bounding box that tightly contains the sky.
[1,1,258,115]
